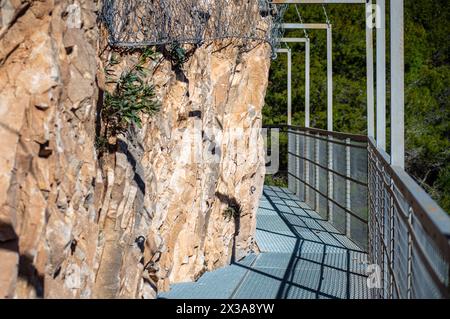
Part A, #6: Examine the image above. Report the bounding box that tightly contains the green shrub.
[264,175,288,188]
[169,42,188,68]
[103,49,160,135]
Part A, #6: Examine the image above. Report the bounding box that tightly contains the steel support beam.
[288,49,292,126]
[366,0,375,138]
[305,39,311,128]
[280,38,311,198]
[327,24,335,223]
[281,23,332,130]
[282,27,333,220]
[376,0,386,150]
[276,48,292,125]
[390,0,405,168]
[280,2,378,138]
[282,23,329,30]
[280,38,311,128]
[327,24,333,131]
[279,37,309,42]
[327,25,334,221]
[278,48,294,193]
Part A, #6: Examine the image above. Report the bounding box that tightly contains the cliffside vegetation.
[263,1,449,212]
[96,48,160,155]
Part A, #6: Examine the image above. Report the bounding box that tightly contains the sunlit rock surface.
[0,0,271,298]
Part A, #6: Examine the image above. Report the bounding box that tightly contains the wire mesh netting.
[102,0,287,56]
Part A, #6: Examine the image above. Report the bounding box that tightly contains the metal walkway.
[158,186,369,299]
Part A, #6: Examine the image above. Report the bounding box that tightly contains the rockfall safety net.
[102,0,287,57]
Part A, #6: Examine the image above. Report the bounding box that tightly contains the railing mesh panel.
[265,126,450,299]
[284,127,369,250]
[368,141,450,299]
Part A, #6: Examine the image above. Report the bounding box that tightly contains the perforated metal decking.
[158,186,369,299]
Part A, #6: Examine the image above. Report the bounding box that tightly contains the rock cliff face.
[0,0,271,298]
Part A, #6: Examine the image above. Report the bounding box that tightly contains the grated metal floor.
[158,186,369,299]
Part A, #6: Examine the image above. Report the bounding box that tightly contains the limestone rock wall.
[0,0,271,298]
[0,0,103,298]
[145,41,270,292]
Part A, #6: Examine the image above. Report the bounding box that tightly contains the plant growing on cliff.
[103,48,160,137]
[168,42,188,68]
[223,205,240,221]
[94,136,109,154]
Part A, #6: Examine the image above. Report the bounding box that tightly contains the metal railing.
[368,137,450,299]
[265,125,369,250]
[263,125,450,299]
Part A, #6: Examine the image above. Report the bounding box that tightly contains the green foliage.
[403,0,450,213]
[103,48,160,135]
[264,1,449,212]
[94,136,109,154]
[168,42,188,68]
[223,205,240,221]
[264,175,288,188]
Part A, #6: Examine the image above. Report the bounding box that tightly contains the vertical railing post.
[368,148,374,257]
[366,0,375,138]
[367,149,373,297]
[327,137,334,222]
[345,138,351,237]
[407,207,413,298]
[296,130,301,197]
[389,178,395,298]
[380,164,386,298]
[372,154,381,299]
[305,132,310,205]
[383,164,389,299]
[373,151,382,299]
[288,128,295,194]
[315,134,320,212]
[390,0,405,168]
[376,0,386,150]
[373,151,380,299]
[376,155,384,298]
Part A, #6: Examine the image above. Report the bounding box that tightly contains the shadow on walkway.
[229,186,368,299]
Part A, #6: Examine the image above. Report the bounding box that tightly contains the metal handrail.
[264,125,369,250]
[264,124,368,142]
[368,138,450,256]
[367,137,450,298]
[263,125,450,298]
